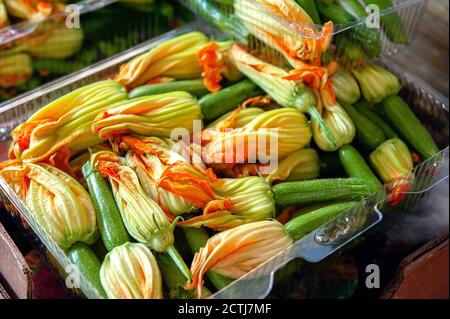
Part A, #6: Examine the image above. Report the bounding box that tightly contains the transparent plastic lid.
[0,0,119,45]
[180,0,428,67]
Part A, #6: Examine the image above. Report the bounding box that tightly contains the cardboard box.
[0,222,33,299]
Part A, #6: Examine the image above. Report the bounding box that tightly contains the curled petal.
[100,243,163,299]
[186,220,293,297]
[179,177,275,231]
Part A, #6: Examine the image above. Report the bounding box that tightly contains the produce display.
[0,0,181,102]
[0,0,444,299]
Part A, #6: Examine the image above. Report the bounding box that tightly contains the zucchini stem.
[305,104,338,150]
[166,245,192,282]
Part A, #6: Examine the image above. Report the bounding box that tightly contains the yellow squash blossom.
[234,0,333,66]
[179,176,275,231]
[187,220,293,297]
[100,242,163,299]
[202,107,312,168]
[10,80,127,163]
[0,53,32,88]
[92,91,202,140]
[0,163,98,249]
[114,32,209,90]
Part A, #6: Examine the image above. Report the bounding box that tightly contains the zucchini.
[340,101,386,150]
[181,228,234,291]
[295,0,321,24]
[67,243,107,298]
[199,79,263,122]
[155,253,211,299]
[338,145,382,192]
[128,79,209,99]
[363,0,408,43]
[382,96,440,159]
[285,201,358,241]
[185,0,248,43]
[336,0,367,19]
[82,162,129,252]
[316,0,354,24]
[336,0,381,58]
[272,178,377,206]
[355,101,398,139]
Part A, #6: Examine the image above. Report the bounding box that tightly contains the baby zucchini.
[382,96,440,159]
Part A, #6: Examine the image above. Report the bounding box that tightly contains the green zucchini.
[67,242,107,298]
[316,0,354,24]
[199,79,263,122]
[336,0,367,19]
[340,101,386,150]
[128,79,209,99]
[181,228,234,291]
[284,201,358,241]
[185,0,249,43]
[338,145,382,192]
[336,0,381,58]
[363,0,408,43]
[82,162,129,252]
[295,0,321,24]
[272,178,377,206]
[355,101,398,139]
[382,96,440,159]
[155,253,211,299]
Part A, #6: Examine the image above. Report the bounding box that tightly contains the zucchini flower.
[6,163,98,249]
[114,32,209,90]
[215,148,320,185]
[10,80,127,163]
[202,107,312,168]
[91,151,191,281]
[370,138,414,206]
[0,0,9,27]
[234,0,333,66]
[3,0,64,20]
[370,138,414,184]
[120,135,224,217]
[351,64,401,104]
[179,176,275,231]
[23,20,84,59]
[187,220,293,297]
[100,242,163,299]
[311,101,356,152]
[331,70,361,105]
[0,53,32,88]
[92,91,202,140]
[229,45,338,151]
[284,61,355,151]
[197,40,242,92]
[207,107,266,130]
[0,164,28,201]
[264,148,320,184]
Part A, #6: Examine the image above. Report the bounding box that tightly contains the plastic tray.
[0,0,184,102]
[180,0,428,67]
[0,22,448,299]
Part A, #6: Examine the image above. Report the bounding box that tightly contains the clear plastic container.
[0,22,448,299]
[0,0,186,102]
[180,0,428,67]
